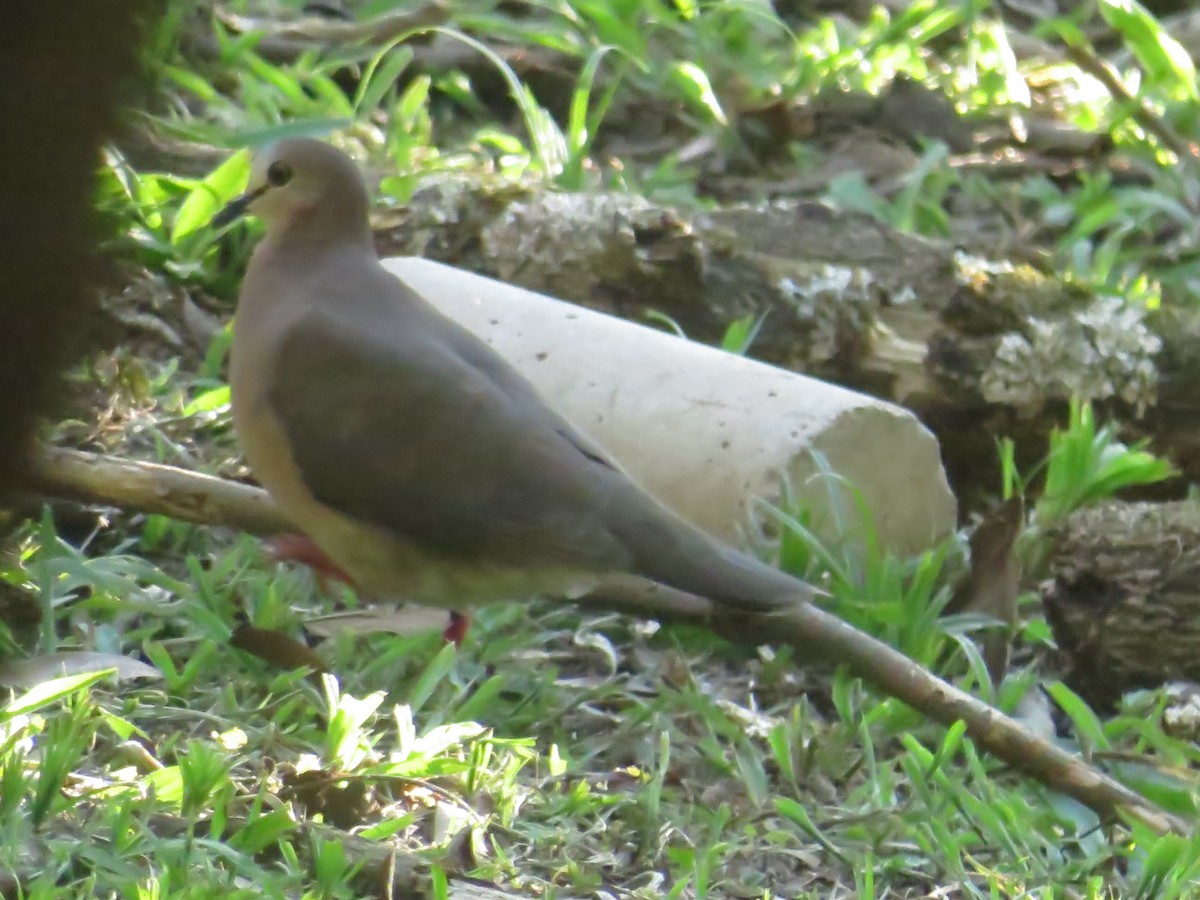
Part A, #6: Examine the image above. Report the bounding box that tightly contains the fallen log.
[1043,500,1200,709]
[372,184,1188,504]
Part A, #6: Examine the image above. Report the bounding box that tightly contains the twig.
[211,2,452,63]
[187,2,568,82]
[25,446,1189,836]
[28,446,290,536]
[1063,43,1192,162]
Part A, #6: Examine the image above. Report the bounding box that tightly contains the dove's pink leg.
[443,611,471,647]
[262,533,357,593]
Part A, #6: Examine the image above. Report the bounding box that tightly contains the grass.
[4,0,1200,895]
[0,408,1183,896]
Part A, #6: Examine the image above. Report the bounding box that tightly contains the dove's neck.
[262,190,373,251]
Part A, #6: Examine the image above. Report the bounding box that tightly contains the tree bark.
[0,0,155,499]
[1043,501,1200,709]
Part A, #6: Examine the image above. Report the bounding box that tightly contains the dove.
[215,138,816,635]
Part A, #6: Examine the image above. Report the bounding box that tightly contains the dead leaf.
[180,291,224,350]
[281,768,376,828]
[304,606,448,638]
[0,581,42,632]
[946,495,1025,686]
[0,651,161,688]
[229,625,328,672]
[1012,688,1056,742]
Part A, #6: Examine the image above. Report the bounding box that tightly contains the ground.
[3,1,1200,897]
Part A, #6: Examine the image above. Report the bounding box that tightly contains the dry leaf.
[304,606,448,638]
[946,495,1025,686]
[229,625,328,672]
[1012,688,1056,742]
[0,581,41,631]
[281,768,376,828]
[0,651,160,687]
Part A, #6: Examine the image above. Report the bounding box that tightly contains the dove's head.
[212,138,371,240]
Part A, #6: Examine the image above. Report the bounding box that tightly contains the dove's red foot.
[262,533,357,594]
[444,611,470,647]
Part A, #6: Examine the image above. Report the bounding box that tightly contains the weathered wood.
[1043,501,1200,709]
[28,446,290,537]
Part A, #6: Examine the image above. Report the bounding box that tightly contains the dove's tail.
[616,500,816,611]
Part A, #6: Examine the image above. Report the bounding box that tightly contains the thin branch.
[1063,43,1192,162]
[28,446,290,536]
[24,446,1188,836]
[210,2,452,64]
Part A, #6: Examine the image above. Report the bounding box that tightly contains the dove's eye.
[267,161,293,187]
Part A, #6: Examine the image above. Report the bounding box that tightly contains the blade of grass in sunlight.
[1100,0,1198,101]
[1038,399,1175,523]
[172,149,251,243]
[428,27,566,177]
[559,44,630,189]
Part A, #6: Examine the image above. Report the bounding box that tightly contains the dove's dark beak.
[212,184,267,229]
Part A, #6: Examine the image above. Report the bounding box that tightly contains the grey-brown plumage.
[220,138,816,613]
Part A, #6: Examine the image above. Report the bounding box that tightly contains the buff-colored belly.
[232,383,595,608]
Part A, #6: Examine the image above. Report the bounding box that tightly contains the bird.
[214,138,817,638]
